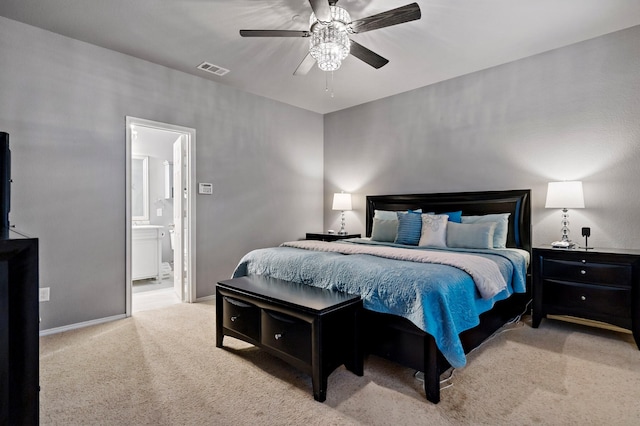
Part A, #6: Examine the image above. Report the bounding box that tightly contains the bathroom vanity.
[132,225,163,281]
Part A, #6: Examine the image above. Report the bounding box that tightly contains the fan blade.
[294,53,316,76]
[349,40,389,69]
[309,0,331,23]
[240,30,310,37]
[349,3,421,34]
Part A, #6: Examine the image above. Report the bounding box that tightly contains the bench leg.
[215,288,224,347]
[311,317,327,402]
[312,375,327,402]
[344,305,363,376]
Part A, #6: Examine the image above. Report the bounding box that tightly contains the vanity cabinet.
[132,226,163,281]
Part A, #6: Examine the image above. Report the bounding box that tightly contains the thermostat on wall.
[198,183,213,195]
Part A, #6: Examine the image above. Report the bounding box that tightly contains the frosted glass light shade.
[545,181,585,209]
[332,193,352,211]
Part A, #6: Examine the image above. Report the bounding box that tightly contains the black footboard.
[362,291,530,403]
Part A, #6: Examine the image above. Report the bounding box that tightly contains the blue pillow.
[394,210,422,245]
[440,210,462,223]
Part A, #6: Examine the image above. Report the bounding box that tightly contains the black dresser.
[532,246,640,349]
[0,237,39,425]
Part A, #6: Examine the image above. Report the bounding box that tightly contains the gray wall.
[324,25,640,250]
[0,17,324,330]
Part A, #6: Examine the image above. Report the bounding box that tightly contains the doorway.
[125,117,196,316]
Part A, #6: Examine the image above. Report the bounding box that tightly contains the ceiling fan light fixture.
[309,6,351,72]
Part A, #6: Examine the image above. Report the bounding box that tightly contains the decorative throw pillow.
[372,209,422,242]
[394,210,422,245]
[446,222,497,249]
[418,214,448,247]
[371,218,398,242]
[461,213,511,248]
[440,210,462,223]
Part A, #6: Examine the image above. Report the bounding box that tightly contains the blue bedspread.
[232,240,528,368]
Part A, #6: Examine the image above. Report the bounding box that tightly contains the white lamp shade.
[545,181,585,209]
[332,193,352,211]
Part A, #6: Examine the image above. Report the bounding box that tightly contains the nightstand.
[305,233,361,242]
[532,246,640,349]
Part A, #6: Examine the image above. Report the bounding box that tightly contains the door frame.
[125,116,197,316]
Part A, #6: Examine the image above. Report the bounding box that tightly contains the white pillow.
[418,214,448,248]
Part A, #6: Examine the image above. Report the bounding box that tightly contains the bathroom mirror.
[132,155,149,222]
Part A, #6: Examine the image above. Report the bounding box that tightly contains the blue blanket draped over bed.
[232,240,528,368]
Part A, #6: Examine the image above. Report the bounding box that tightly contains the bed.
[232,189,531,403]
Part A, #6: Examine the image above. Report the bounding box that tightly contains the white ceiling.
[2,0,640,114]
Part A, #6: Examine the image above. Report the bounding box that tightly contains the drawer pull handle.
[230,315,239,322]
[274,333,283,340]
[580,269,587,275]
[581,259,586,264]
[580,295,586,301]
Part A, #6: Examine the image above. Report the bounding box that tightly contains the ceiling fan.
[240,0,421,75]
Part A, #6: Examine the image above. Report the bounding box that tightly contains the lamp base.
[337,210,347,235]
[551,240,576,249]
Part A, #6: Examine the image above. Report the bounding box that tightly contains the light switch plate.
[198,183,213,195]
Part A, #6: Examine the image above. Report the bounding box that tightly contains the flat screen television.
[0,132,9,239]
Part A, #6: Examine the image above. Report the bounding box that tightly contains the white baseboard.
[39,314,127,337]
[195,294,216,303]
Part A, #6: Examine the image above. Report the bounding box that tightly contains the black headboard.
[366,189,531,253]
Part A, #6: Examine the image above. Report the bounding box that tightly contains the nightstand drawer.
[542,258,632,287]
[261,310,311,364]
[542,279,631,320]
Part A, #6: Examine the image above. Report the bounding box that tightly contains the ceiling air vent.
[197,62,230,76]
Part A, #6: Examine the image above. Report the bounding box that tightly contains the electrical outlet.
[39,287,50,302]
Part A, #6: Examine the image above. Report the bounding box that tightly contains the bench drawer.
[261,310,311,364]
[222,296,260,341]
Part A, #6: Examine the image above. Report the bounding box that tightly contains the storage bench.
[216,275,363,402]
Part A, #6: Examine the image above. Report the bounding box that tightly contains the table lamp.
[332,192,352,235]
[545,181,584,247]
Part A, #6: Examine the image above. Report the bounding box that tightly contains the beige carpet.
[40,301,640,425]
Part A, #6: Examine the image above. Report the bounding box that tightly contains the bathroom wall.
[132,127,179,264]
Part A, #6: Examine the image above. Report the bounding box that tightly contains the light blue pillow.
[446,222,496,249]
[394,210,422,245]
[371,218,398,242]
[440,210,462,223]
[461,213,511,248]
[374,210,400,220]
